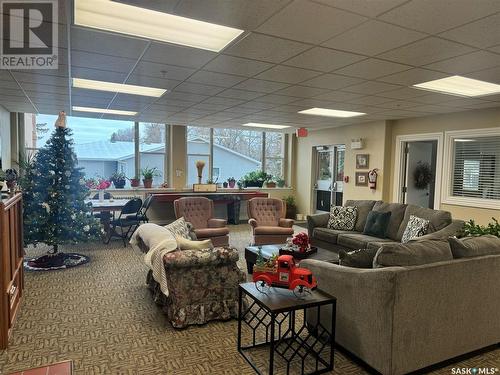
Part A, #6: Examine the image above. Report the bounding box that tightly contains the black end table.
[245,245,339,274]
[238,282,336,375]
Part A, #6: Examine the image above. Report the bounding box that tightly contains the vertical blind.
[452,136,500,199]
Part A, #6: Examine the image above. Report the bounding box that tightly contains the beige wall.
[389,107,500,225]
[294,121,389,214]
[0,105,11,169]
[169,125,187,189]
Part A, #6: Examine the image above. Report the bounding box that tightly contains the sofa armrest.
[413,219,465,242]
[163,247,239,269]
[248,218,258,228]
[306,213,329,236]
[208,218,227,228]
[279,218,294,228]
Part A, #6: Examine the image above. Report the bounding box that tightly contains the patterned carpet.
[0,224,498,374]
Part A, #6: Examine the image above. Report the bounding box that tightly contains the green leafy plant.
[140,167,161,180]
[276,178,286,188]
[242,170,271,187]
[283,195,296,208]
[461,217,500,238]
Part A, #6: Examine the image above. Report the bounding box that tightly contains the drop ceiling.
[1,0,500,131]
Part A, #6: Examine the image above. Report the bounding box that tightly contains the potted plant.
[237,179,244,190]
[141,167,160,188]
[4,169,18,191]
[242,170,270,188]
[277,178,286,188]
[129,175,141,188]
[265,177,276,188]
[110,172,126,189]
[227,177,236,188]
[283,195,297,220]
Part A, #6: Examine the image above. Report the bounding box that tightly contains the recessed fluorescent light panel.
[243,123,290,130]
[72,106,137,116]
[298,108,366,118]
[413,75,500,97]
[72,78,166,97]
[74,0,244,52]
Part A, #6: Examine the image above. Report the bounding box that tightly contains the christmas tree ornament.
[54,111,67,128]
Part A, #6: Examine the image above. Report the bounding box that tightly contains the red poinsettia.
[292,232,309,252]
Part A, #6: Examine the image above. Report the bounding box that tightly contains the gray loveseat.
[307,200,463,252]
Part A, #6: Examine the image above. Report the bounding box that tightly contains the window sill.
[442,195,500,210]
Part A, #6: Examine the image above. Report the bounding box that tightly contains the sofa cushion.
[396,204,452,240]
[363,211,392,238]
[313,227,352,244]
[448,235,500,258]
[345,200,378,232]
[401,215,430,243]
[374,239,453,267]
[337,233,388,249]
[327,206,358,230]
[338,248,378,268]
[194,227,229,238]
[254,226,294,236]
[372,201,407,241]
[366,240,399,251]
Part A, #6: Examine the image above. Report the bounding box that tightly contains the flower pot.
[228,181,236,188]
[130,179,140,188]
[113,180,126,189]
[223,182,228,188]
[266,182,276,188]
[143,178,153,188]
[286,205,296,220]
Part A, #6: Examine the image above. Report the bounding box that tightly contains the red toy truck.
[252,254,317,296]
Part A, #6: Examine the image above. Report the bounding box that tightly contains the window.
[213,128,262,184]
[25,113,135,184]
[264,132,285,180]
[444,129,500,209]
[187,126,211,185]
[139,123,167,186]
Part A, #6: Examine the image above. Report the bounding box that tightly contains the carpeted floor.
[0,224,498,374]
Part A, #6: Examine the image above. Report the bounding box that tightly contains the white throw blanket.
[130,223,178,297]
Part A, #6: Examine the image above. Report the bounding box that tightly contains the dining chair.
[105,198,143,247]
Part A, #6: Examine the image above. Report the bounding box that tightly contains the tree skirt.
[24,252,90,271]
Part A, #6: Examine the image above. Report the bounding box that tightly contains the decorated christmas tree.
[21,112,101,266]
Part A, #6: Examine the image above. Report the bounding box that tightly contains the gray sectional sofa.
[307,200,463,252]
[303,201,500,374]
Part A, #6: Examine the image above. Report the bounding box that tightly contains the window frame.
[442,127,500,210]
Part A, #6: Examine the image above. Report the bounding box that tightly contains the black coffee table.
[245,244,339,274]
[238,282,336,375]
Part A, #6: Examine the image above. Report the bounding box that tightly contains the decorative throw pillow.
[363,211,392,238]
[338,248,378,268]
[176,236,213,250]
[327,206,358,231]
[401,215,430,243]
[448,235,500,258]
[164,217,190,239]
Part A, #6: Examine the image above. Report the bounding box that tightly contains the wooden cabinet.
[0,193,24,350]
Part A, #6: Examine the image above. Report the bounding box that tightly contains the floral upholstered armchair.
[248,197,294,245]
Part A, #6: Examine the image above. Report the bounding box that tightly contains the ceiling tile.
[71,67,127,83]
[233,78,290,93]
[334,58,411,79]
[187,70,247,87]
[313,0,408,17]
[253,94,300,104]
[378,0,500,34]
[125,74,181,90]
[224,33,310,63]
[343,95,393,105]
[173,0,291,30]
[0,79,22,90]
[376,87,429,99]
[407,104,458,113]
[132,61,196,80]
[411,92,466,104]
[378,37,476,66]
[489,45,500,54]
[113,0,180,14]
[256,0,366,44]
[424,51,500,74]
[72,88,115,100]
[71,50,137,73]
[377,68,449,86]
[71,27,148,59]
[274,85,331,98]
[322,20,425,56]
[202,96,247,107]
[312,90,364,102]
[300,73,364,90]
[159,91,209,104]
[174,82,226,96]
[12,72,68,87]
[466,66,500,84]
[342,81,401,94]
[442,13,500,49]
[254,65,321,84]
[203,55,273,77]
[216,89,265,100]
[283,47,366,72]
[141,42,216,69]
[374,100,421,110]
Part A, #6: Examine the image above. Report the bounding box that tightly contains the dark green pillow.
[338,248,378,268]
[363,211,392,238]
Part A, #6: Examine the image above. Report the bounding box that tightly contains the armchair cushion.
[208,218,227,228]
[195,227,229,238]
[279,218,294,228]
[254,226,294,236]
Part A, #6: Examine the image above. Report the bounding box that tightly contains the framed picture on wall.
[355,172,369,186]
[356,154,369,169]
